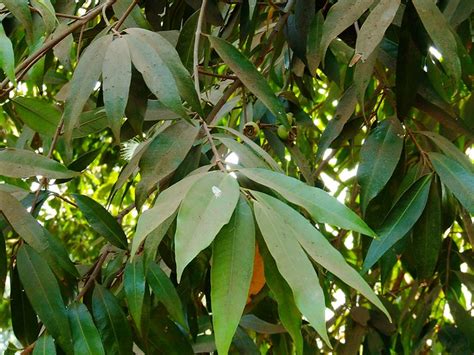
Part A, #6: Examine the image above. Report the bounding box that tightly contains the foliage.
[0,0,473,353]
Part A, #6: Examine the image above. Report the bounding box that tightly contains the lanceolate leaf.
[124,256,146,333]
[211,197,255,355]
[216,136,269,168]
[63,35,112,143]
[319,0,374,62]
[33,335,56,355]
[12,97,61,136]
[125,34,188,119]
[208,36,288,125]
[102,36,131,142]
[147,261,188,330]
[92,284,133,355]
[31,0,57,35]
[307,10,324,74]
[135,120,199,207]
[175,172,240,280]
[363,175,432,272]
[353,0,400,63]
[2,0,33,45]
[412,0,461,82]
[72,194,128,249]
[0,22,15,84]
[358,117,405,213]
[133,171,207,257]
[253,193,330,346]
[429,152,474,214]
[125,28,202,116]
[16,245,73,354]
[254,192,390,321]
[0,148,79,179]
[239,168,375,236]
[68,302,105,355]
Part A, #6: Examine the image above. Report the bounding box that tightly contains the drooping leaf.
[2,0,33,45]
[31,0,57,36]
[175,171,240,280]
[62,35,112,143]
[147,261,188,330]
[112,0,151,30]
[0,148,79,179]
[353,0,400,63]
[306,10,324,74]
[429,152,474,214]
[147,312,194,354]
[254,192,390,321]
[68,302,105,355]
[211,197,255,355]
[12,97,61,136]
[353,49,377,105]
[357,117,405,213]
[176,10,200,72]
[208,36,288,125]
[363,175,432,272]
[72,194,128,249]
[319,0,374,62]
[253,192,330,346]
[135,120,199,207]
[216,135,269,168]
[125,34,188,119]
[126,28,202,116]
[33,335,56,355]
[123,256,146,332]
[412,0,461,82]
[92,284,133,355]
[0,22,15,84]
[239,168,375,236]
[102,36,131,142]
[16,245,73,354]
[0,231,6,296]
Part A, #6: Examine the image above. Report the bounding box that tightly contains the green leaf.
[319,0,373,62]
[0,148,80,179]
[72,108,109,139]
[315,86,358,162]
[63,35,112,143]
[16,245,73,354]
[418,131,474,173]
[208,36,288,125]
[2,0,33,45]
[112,0,151,30]
[254,192,390,321]
[211,197,255,355]
[0,231,6,296]
[30,0,57,36]
[307,10,324,74]
[33,335,56,355]
[125,34,188,119]
[133,171,207,257]
[12,97,61,136]
[102,36,131,142]
[0,22,15,84]
[353,49,377,105]
[68,302,105,355]
[176,10,200,72]
[216,135,269,168]
[362,175,432,272]
[10,266,40,347]
[429,152,474,214]
[353,0,400,63]
[175,171,240,281]
[135,120,199,207]
[126,28,203,116]
[147,261,188,330]
[72,194,128,249]
[123,256,146,333]
[357,117,405,213]
[239,168,375,236]
[252,192,330,346]
[259,242,303,354]
[412,0,461,82]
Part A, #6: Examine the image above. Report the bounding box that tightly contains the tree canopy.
[0,0,473,353]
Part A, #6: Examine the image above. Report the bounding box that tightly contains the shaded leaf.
[2,0,33,45]
[12,97,61,136]
[208,36,288,125]
[33,335,56,355]
[306,10,324,74]
[175,171,240,280]
[72,194,128,249]
[68,302,105,355]
[124,256,146,332]
[363,175,432,272]
[211,197,255,355]
[176,11,200,72]
[0,22,15,83]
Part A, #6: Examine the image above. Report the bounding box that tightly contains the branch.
[75,250,110,301]
[200,118,226,172]
[194,0,209,101]
[113,0,139,31]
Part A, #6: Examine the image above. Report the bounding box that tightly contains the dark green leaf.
[124,256,146,332]
[12,97,61,136]
[2,0,33,45]
[33,335,56,355]
[177,11,200,72]
[211,197,255,354]
[0,22,15,83]
[68,302,105,355]
[306,10,324,74]
[72,194,128,249]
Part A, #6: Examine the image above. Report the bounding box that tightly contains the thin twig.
[75,250,110,301]
[116,203,136,225]
[194,0,208,101]
[198,69,237,80]
[113,0,139,31]
[200,119,226,171]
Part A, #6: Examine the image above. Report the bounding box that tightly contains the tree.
[0,0,473,353]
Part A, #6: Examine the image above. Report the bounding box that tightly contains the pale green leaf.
[175,172,240,280]
[31,0,57,36]
[216,135,269,168]
[211,197,255,355]
[12,97,61,136]
[0,22,15,84]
